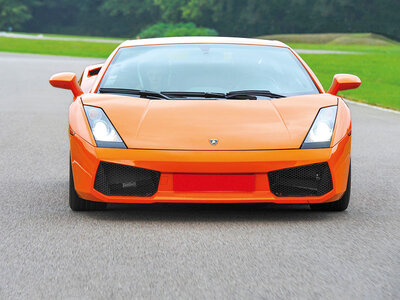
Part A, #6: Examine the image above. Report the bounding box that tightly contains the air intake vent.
[94,162,160,196]
[268,162,333,197]
[88,67,101,76]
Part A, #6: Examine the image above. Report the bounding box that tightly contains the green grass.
[0,37,118,58]
[260,33,400,110]
[259,32,398,46]
[288,43,400,110]
[1,32,399,110]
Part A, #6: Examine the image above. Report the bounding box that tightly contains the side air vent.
[94,162,160,197]
[268,162,333,197]
[88,67,101,76]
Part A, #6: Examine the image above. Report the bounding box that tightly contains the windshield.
[99,44,319,97]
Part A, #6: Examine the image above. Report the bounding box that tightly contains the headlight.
[301,106,337,149]
[84,105,126,148]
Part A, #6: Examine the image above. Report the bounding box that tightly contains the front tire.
[310,164,351,212]
[69,160,107,211]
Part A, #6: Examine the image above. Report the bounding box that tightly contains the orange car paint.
[50,37,361,205]
[331,98,352,146]
[69,132,350,204]
[79,63,103,94]
[81,93,338,150]
[50,72,83,98]
[328,74,362,95]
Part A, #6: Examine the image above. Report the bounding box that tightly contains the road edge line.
[345,99,400,115]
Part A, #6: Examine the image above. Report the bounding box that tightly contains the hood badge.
[209,139,218,145]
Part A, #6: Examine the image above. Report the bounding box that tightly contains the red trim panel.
[173,174,256,192]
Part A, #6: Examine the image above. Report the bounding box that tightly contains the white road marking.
[345,99,400,115]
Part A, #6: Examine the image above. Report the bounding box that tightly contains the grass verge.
[291,43,400,110]
[0,37,118,58]
[0,33,399,110]
[259,32,398,46]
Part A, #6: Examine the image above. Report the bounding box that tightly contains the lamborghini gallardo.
[49,37,361,211]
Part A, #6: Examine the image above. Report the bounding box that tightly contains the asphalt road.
[0,53,399,299]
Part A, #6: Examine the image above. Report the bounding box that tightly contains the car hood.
[82,94,338,150]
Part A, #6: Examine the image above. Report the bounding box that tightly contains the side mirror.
[327,74,361,96]
[49,72,83,98]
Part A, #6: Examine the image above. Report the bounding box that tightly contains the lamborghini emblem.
[209,139,218,145]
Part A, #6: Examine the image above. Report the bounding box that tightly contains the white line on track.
[345,99,400,115]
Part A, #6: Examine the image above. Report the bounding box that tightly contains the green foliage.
[0,0,398,40]
[153,0,186,22]
[100,0,156,16]
[0,0,32,30]
[138,22,217,38]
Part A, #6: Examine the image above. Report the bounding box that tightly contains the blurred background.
[0,0,399,110]
[1,0,399,40]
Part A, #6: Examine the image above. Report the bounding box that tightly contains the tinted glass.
[99,44,319,97]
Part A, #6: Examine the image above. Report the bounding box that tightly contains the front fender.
[331,98,351,147]
[69,98,95,146]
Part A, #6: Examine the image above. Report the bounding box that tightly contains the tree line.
[1,0,399,40]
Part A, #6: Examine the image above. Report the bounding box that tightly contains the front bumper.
[70,133,351,204]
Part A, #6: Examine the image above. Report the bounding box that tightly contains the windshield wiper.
[99,88,285,100]
[226,90,285,99]
[161,91,226,99]
[99,88,170,99]
[163,90,285,100]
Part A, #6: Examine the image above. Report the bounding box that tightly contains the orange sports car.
[49,37,361,211]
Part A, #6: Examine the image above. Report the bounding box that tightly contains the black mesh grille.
[94,162,160,196]
[268,162,333,197]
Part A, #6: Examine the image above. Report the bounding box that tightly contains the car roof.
[118,36,289,49]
